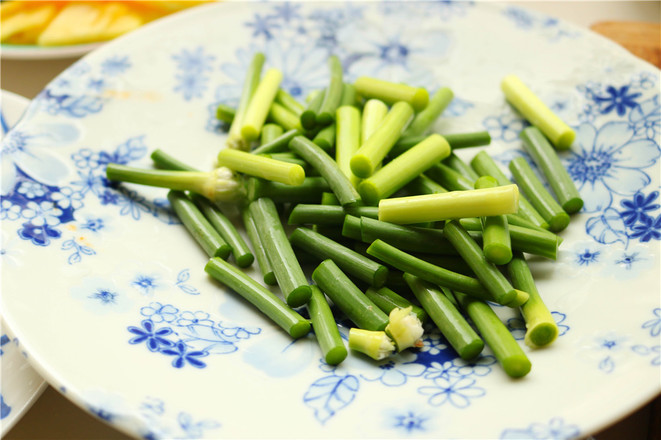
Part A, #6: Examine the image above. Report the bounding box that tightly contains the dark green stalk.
[250,129,301,155]
[360,216,456,255]
[470,150,548,229]
[205,257,310,338]
[248,198,311,307]
[509,157,570,232]
[300,88,325,130]
[366,239,492,300]
[341,215,363,240]
[403,174,448,195]
[167,191,231,259]
[451,290,531,378]
[443,152,480,181]
[287,204,378,226]
[289,135,361,207]
[308,285,347,365]
[405,274,484,360]
[192,194,254,268]
[151,149,197,172]
[312,259,390,331]
[313,123,336,152]
[241,208,277,285]
[520,126,584,213]
[364,286,428,323]
[316,55,344,125]
[290,227,388,287]
[425,162,474,191]
[391,131,491,157]
[442,220,524,306]
[246,177,329,203]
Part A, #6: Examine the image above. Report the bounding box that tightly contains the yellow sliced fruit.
[37,2,143,46]
[1,2,57,43]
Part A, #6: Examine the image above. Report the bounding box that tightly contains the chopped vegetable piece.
[151,149,197,172]
[217,148,305,186]
[289,227,389,287]
[167,190,231,259]
[192,194,254,268]
[520,126,584,213]
[289,135,361,207]
[260,124,283,145]
[364,286,428,323]
[442,220,524,307]
[366,239,494,301]
[316,55,344,125]
[348,328,395,360]
[216,103,236,124]
[205,257,310,339]
[313,123,336,152]
[443,152,480,181]
[308,286,347,365]
[341,215,363,241]
[470,150,548,229]
[404,174,448,195]
[402,87,453,137]
[300,88,325,130]
[268,102,301,131]
[507,252,559,348]
[350,101,414,178]
[425,162,474,191]
[354,76,429,111]
[501,74,575,150]
[359,216,455,255]
[275,88,305,116]
[227,53,265,150]
[248,198,311,307]
[246,177,329,203]
[241,208,277,285]
[336,105,362,181]
[385,306,424,352]
[474,176,512,265]
[358,134,451,205]
[405,274,484,360]
[250,129,301,155]
[361,99,389,143]
[105,164,245,204]
[392,131,491,157]
[378,184,520,224]
[509,157,570,232]
[340,83,357,107]
[312,259,390,331]
[451,290,531,378]
[241,68,283,143]
[287,204,378,226]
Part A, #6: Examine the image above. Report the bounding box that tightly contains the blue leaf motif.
[303,373,359,424]
[178,324,238,355]
[598,355,615,373]
[586,208,628,245]
[177,270,191,284]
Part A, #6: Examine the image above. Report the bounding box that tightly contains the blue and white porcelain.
[0,90,48,436]
[1,2,660,439]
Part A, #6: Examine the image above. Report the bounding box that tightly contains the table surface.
[2,1,660,439]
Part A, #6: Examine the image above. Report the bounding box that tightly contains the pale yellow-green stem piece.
[378,184,520,224]
[354,77,429,111]
[217,148,304,186]
[358,134,451,205]
[241,68,283,143]
[348,328,395,360]
[385,306,424,352]
[501,74,575,150]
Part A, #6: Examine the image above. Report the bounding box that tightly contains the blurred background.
[1,1,659,439]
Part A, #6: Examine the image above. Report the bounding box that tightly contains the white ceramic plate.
[0,43,103,60]
[0,90,48,436]
[1,2,660,439]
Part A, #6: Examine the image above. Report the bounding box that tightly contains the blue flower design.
[245,13,281,39]
[629,95,660,140]
[172,47,215,73]
[0,395,10,420]
[576,248,600,266]
[132,274,160,295]
[629,214,661,242]
[392,410,428,434]
[174,72,209,101]
[620,191,659,226]
[128,319,175,352]
[17,181,46,199]
[642,308,661,337]
[360,360,425,387]
[500,417,581,439]
[17,222,61,246]
[1,200,21,220]
[593,85,641,116]
[80,217,105,232]
[51,187,84,210]
[177,311,214,327]
[567,122,661,213]
[483,113,529,142]
[88,288,118,304]
[101,55,131,76]
[161,341,208,369]
[614,251,643,270]
[418,376,486,408]
[141,302,179,323]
